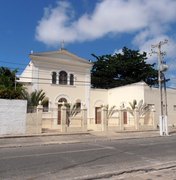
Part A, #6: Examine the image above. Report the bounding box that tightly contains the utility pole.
[151,39,169,136]
[163,74,169,135]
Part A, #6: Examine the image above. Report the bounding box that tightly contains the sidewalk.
[0,130,163,148]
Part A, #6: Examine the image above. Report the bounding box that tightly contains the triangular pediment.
[30,49,92,67]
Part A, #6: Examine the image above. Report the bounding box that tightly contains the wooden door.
[123,111,127,124]
[58,105,61,124]
[95,107,101,124]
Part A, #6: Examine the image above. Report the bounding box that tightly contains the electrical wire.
[1,61,176,88]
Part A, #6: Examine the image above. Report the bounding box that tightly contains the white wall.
[108,83,145,108]
[90,88,108,118]
[144,86,176,127]
[0,99,27,135]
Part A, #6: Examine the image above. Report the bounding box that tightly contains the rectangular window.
[70,74,74,85]
[52,72,57,84]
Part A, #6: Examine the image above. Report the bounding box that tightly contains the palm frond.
[129,99,137,110]
[108,105,117,118]
[126,107,134,116]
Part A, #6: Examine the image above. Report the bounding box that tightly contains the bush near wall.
[0,88,23,99]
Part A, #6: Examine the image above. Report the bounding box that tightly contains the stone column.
[52,103,58,127]
[61,103,67,132]
[151,106,156,129]
[101,106,108,131]
[36,102,43,134]
[81,105,87,131]
[56,73,59,84]
[134,108,139,130]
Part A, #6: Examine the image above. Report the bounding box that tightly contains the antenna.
[60,40,65,50]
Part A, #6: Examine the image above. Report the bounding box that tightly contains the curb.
[0,130,160,139]
[0,132,91,139]
[0,130,175,149]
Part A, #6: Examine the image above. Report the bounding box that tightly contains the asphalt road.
[0,136,176,180]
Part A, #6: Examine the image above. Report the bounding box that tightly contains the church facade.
[19,48,176,132]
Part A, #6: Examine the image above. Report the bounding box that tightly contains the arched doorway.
[58,98,67,125]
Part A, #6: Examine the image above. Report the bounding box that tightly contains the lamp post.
[151,40,169,136]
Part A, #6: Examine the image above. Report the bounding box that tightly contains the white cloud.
[35,0,176,88]
[113,48,123,55]
[35,0,176,86]
[36,1,77,45]
[36,0,176,46]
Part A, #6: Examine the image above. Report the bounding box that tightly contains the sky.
[0,0,176,87]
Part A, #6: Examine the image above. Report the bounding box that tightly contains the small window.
[52,72,57,84]
[59,71,67,85]
[70,74,74,85]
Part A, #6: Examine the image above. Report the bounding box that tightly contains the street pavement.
[0,130,162,148]
[0,131,176,180]
[102,164,176,180]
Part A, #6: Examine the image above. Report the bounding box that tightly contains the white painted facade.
[19,49,176,131]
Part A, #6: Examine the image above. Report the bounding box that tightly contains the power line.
[19,76,91,84]
[1,58,176,77]
[0,60,28,66]
[2,59,176,89]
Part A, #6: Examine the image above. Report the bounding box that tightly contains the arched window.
[58,98,67,104]
[42,98,49,112]
[70,74,74,85]
[52,72,57,84]
[59,71,67,85]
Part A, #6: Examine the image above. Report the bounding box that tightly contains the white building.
[19,48,176,132]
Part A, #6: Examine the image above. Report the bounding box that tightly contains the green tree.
[91,47,158,89]
[22,89,46,109]
[0,67,24,99]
